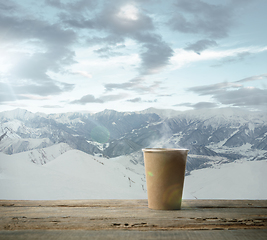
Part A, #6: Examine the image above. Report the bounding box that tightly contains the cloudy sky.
[1,0,267,114]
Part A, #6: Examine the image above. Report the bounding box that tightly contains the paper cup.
[143,148,189,210]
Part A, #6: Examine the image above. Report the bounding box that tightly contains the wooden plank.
[1,199,266,208]
[0,200,266,231]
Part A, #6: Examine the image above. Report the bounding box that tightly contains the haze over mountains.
[0,108,266,200]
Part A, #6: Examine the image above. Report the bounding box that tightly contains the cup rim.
[142,148,189,152]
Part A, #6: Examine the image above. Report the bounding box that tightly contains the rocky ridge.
[0,108,266,174]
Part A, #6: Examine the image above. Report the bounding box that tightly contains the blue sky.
[0,0,267,113]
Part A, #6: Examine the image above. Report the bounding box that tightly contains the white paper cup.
[143,148,189,210]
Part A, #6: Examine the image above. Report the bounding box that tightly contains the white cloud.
[1,0,266,113]
[117,5,139,21]
[73,71,93,78]
[170,46,267,70]
[75,45,141,68]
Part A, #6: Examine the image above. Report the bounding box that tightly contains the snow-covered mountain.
[1,107,266,173]
[0,107,266,200]
[183,159,267,200]
[0,148,147,200]
[0,146,266,200]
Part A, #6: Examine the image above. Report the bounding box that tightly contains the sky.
[0,0,267,114]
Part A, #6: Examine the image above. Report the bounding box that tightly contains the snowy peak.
[14,143,72,165]
[0,124,21,141]
[179,108,267,124]
[138,107,181,118]
[0,107,266,200]
[0,108,36,121]
[0,138,54,155]
[0,107,266,167]
[0,147,147,200]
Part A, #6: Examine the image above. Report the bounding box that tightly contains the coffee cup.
[143,148,189,210]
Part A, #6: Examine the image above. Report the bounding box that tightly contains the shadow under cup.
[143,148,189,210]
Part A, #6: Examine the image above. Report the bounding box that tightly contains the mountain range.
[0,107,267,200]
[1,108,266,175]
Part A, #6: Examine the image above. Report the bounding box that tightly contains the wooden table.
[0,199,266,239]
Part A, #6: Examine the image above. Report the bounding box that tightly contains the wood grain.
[0,200,266,239]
